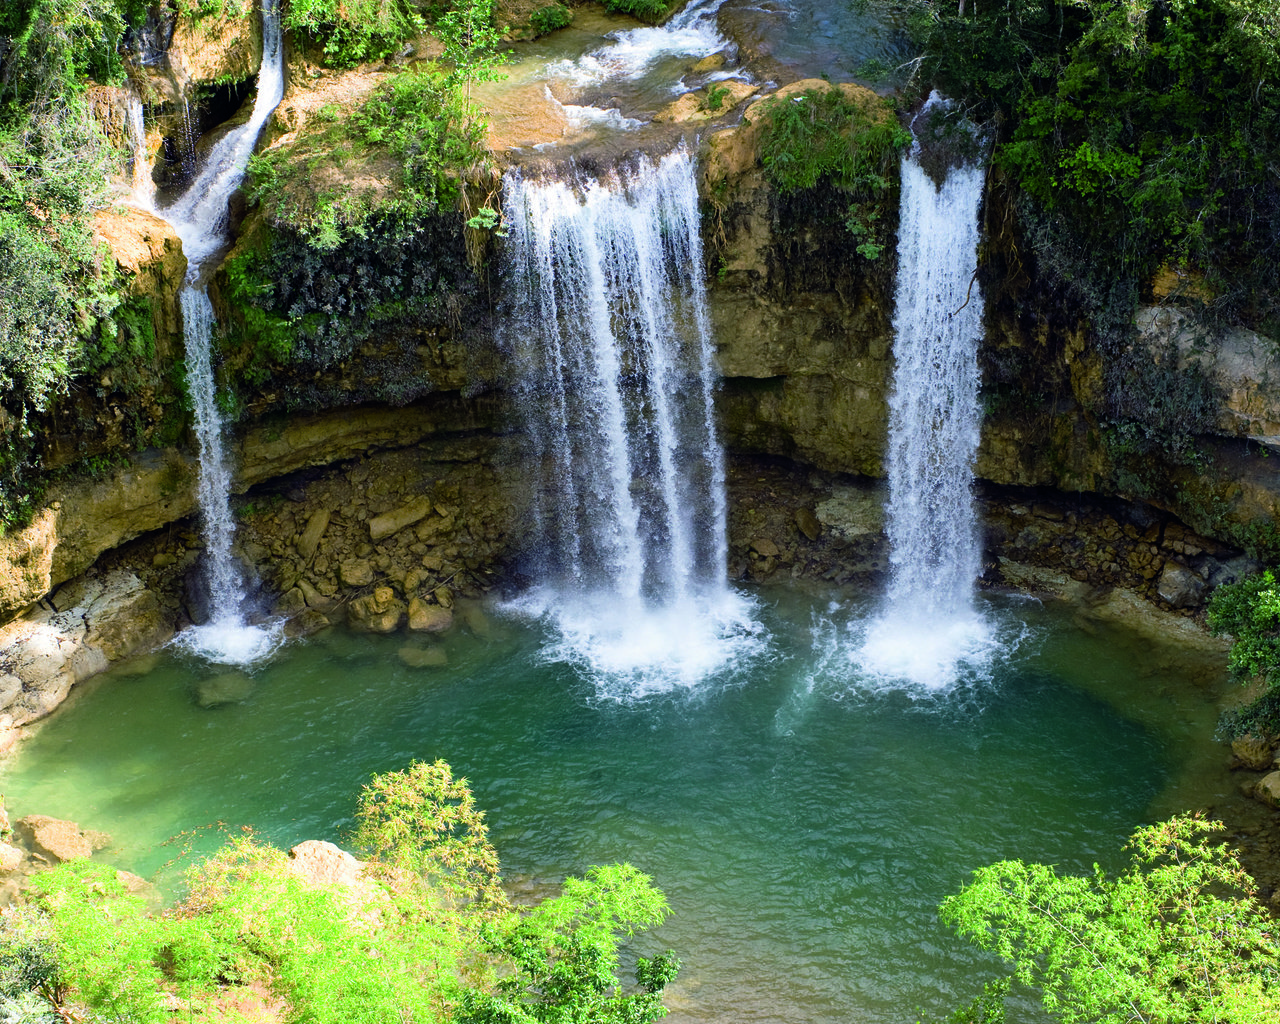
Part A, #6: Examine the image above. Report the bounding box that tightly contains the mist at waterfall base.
[859,122,992,691]
[158,0,286,666]
[2,588,1233,1023]
[499,151,765,696]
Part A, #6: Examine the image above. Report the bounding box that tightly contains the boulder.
[296,509,331,560]
[339,559,375,587]
[284,609,331,638]
[750,537,780,558]
[349,588,405,633]
[408,599,453,634]
[273,587,307,615]
[1254,771,1280,808]
[15,815,110,863]
[195,671,255,708]
[288,840,366,889]
[795,507,822,542]
[1157,563,1206,608]
[369,498,434,542]
[0,841,22,873]
[692,53,726,73]
[1232,733,1277,771]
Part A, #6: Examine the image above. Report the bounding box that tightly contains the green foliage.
[941,815,1280,1024]
[908,0,1280,338]
[529,4,572,36]
[755,85,910,260]
[1208,569,1280,685]
[456,863,677,1024]
[283,0,431,68]
[600,0,671,23]
[246,62,487,246]
[353,758,508,914]
[14,763,678,1024]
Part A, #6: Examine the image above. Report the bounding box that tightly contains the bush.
[529,3,572,35]
[1207,569,1280,685]
[19,763,680,1024]
[601,0,671,23]
[942,815,1280,1024]
[755,85,911,260]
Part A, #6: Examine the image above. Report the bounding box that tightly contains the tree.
[940,815,1280,1024]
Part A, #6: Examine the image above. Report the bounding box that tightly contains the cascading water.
[501,149,761,693]
[124,90,153,207]
[859,95,993,689]
[550,0,732,88]
[160,0,286,664]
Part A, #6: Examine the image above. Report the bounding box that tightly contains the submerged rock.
[408,599,453,634]
[398,645,448,668]
[195,671,255,708]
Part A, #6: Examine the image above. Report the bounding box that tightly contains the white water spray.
[124,90,153,207]
[502,150,761,693]
[859,96,992,690]
[549,0,730,88]
[160,0,286,665]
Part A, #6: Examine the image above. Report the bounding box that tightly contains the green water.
[1,587,1230,1023]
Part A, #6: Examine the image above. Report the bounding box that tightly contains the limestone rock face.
[91,207,187,357]
[16,815,109,864]
[703,81,898,478]
[168,10,262,91]
[0,570,171,725]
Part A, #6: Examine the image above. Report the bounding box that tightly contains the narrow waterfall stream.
[160,0,286,664]
[124,90,152,207]
[501,150,763,694]
[860,99,993,689]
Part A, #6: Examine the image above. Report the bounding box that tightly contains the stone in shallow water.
[399,645,448,669]
[196,671,255,708]
[408,598,453,634]
[16,814,110,863]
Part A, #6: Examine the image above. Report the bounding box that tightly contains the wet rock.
[0,673,20,709]
[297,578,336,611]
[1157,563,1206,608]
[398,645,448,668]
[16,815,110,863]
[296,510,331,560]
[285,609,331,638]
[369,498,433,542]
[795,507,822,541]
[750,537,780,558]
[0,841,22,873]
[1233,734,1277,771]
[348,587,405,633]
[196,671,255,708]
[692,53,726,73]
[339,559,375,587]
[408,599,453,634]
[458,602,492,638]
[273,586,307,615]
[1255,771,1280,808]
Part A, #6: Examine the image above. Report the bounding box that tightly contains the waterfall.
[160,0,286,665]
[501,150,761,694]
[859,96,992,689]
[124,90,153,207]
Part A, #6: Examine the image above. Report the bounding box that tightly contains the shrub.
[755,85,911,260]
[942,815,1280,1024]
[529,3,572,35]
[601,0,671,23]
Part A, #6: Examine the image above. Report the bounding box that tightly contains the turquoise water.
[1,587,1227,1022]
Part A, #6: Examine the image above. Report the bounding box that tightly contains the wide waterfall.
[859,100,992,689]
[501,150,761,694]
[161,0,286,664]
